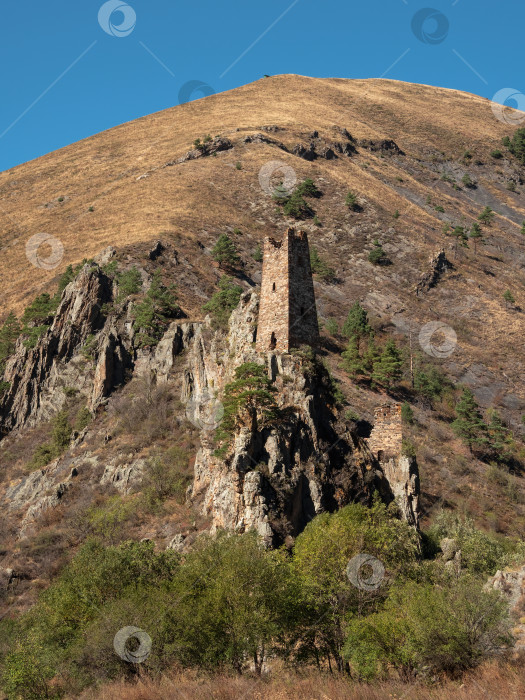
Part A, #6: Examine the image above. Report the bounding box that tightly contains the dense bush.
[202,275,243,328]
[0,505,517,697]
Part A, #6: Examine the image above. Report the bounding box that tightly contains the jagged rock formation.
[0,265,113,435]
[184,293,420,545]
[0,254,420,548]
[415,249,453,296]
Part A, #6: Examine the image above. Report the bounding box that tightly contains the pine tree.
[469,222,483,253]
[452,388,488,453]
[503,289,515,309]
[202,275,243,328]
[57,265,75,295]
[487,409,513,464]
[341,336,364,378]
[363,336,381,376]
[368,240,387,265]
[451,226,468,256]
[211,234,241,270]
[133,270,179,347]
[252,244,263,262]
[271,183,290,204]
[520,221,525,236]
[341,302,372,350]
[478,206,494,225]
[371,339,403,389]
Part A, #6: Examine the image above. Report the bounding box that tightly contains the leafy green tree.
[341,302,371,348]
[211,233,241,270]
[503,289,515,308]
[292,500,419,673]
[202,275,243,328]
[372,339,403,389]
[133,270,179,346]
[309,247,335,282]
[214,362,278,456]
[452,388,488,453]
[343,576,509,680]
[503,127,525,164]
[345,191,360,211]
[469,222,483,253]
[478,206,494,224]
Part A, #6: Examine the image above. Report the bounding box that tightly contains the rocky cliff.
[0,255,420,554]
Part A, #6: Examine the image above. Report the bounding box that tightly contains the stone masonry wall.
[367,403,403,459]
[256,228,318,352]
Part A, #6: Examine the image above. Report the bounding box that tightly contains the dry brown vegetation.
[80,657,525,700]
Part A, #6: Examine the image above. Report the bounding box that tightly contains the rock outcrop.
[183,292,419,545]
[0,264,112,434]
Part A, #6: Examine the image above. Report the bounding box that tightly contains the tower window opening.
[270,332,277,350]
[272,282,276,291]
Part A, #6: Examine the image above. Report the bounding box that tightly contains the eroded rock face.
[183,291,388,546]
[0,264,112,434]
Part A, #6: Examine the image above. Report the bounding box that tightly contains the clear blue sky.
[0,0,522,172]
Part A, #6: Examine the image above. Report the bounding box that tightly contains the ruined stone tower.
[256,228,319,353]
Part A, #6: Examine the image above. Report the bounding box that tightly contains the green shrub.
[141,447,191,511]
[202,275,243,328]
[368,240,387,265]
[29,411,72,469]
[116,266,142,300]
[435,205,445,213]
[0,311,21,373]
[133,270,179,347]
[503,127,525,164]
[401,402,414,424]
[325,318,339,336]
[252,244,263,262]
[345,191,360,211]
[283,192,314,219]
[309,247,335,281]
[295,178,322,198]
[490,149,503,159]
[343,576,509,680]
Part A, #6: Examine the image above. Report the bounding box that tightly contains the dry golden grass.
[79,657,525,700]
[1,74,522,317]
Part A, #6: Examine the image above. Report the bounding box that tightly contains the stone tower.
[256,228,319,353]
